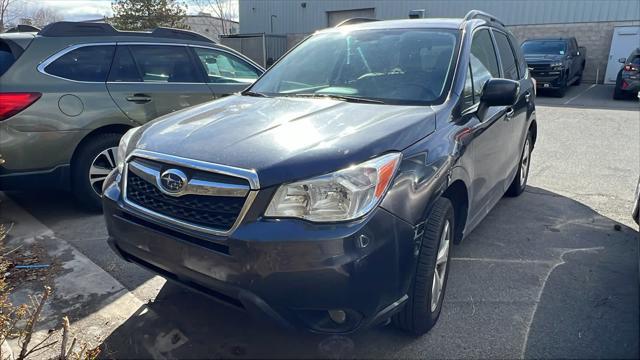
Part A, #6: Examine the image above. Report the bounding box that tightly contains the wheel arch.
[529,119,538,149]
[441,179,469,244]
[70,124,131,169]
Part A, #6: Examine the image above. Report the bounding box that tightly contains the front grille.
[126,170,246,231]
[528,63,552,71]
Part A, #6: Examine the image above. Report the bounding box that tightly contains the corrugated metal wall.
[239,0,640,34]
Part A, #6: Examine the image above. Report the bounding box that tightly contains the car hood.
[133,95,436,188]
[524,54,565,63]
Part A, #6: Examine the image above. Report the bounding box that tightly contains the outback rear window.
[0,42,15,77]
[44,45,115,82]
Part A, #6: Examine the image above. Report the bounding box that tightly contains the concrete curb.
[1,193,144,358]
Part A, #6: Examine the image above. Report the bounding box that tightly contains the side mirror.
[476,79,519,120]
[619,57,627,64]
[480,78,519,107]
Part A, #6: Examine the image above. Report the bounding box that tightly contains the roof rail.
[463,10,505,27]
[334,17,380,27]
[37,21,214,43]
[5,24,41,33]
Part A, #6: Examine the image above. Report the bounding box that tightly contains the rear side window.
[193,47,260,84]
[108,46,141,82]
[494,31,519,80]
[0,42,15,77]
[127,45,201,83]
[44,45,115,82]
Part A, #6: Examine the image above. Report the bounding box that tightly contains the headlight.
[116,127,139,172]
[265,153,401,222]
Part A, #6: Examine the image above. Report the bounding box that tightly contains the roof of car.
[320,18,465,33]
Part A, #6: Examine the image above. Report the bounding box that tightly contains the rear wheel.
[71,133,122,211]
[506,131,533,197]
[393,197,454,335]
[613,72,626,100]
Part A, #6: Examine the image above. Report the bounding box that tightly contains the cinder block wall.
[508,21,640,84]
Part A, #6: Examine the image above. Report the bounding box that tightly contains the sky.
[13,0,239,22]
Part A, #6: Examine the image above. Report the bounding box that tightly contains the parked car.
[521,37,586,97]
[0,22,264,209]
[103,10,537,335]
[613,48,640,100]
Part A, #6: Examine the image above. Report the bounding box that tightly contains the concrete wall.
[240,0,640,34]
[183,15,239,41]
[508,21,640,83]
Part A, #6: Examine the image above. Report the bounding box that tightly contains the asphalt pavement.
[4,85,639,359]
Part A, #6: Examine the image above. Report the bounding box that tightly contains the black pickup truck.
[521,37,586,97]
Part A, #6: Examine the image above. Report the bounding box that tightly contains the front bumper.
[103,170,415,333]
[531,70,565,89]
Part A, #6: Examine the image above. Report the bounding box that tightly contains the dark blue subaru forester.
[103,10,537,335]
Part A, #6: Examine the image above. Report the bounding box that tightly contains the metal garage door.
[604,26,640,84]
[327,8,375,27]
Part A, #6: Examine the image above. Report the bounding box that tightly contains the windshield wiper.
[290,93,385,104]
[243,90,268,97]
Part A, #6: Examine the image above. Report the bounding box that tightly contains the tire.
[71,133,122,211]
[554,78,567,97]
[574,71,583,86]
[506,131,533,197]
[613,72,626,100]
[393,197,454,335]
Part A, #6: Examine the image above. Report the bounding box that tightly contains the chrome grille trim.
[122,149,259,236]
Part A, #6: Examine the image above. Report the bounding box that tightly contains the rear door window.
[0,42,15,77]
[126,45,201,83]
[44,45,115,82]
[108,46,142,82]
[193,47,261,84]
[493,31,519,80]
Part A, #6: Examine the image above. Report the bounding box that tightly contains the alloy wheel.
[89,147,118,195]
[431,220,451,312]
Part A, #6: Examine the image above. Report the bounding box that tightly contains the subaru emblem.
[159,169,187,194]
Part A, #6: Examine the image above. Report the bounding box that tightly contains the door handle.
[505,107,515,119]
[525,92,531,103]
[126,94,152,103]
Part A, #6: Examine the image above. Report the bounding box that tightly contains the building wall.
[509,20,640,83]
[183,15,239,41]
[239,0,640,34]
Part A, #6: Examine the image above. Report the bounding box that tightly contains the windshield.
[248,28,459,105]
[521,40,566,55]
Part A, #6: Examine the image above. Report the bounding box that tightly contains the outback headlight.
[265,153,401,222]
[116,127,139,172]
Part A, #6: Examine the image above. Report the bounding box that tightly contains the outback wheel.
[393,197,454,335]
[71,133,122,211]
[506,131,533,197]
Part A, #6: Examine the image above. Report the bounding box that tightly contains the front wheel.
[393,197,454,335]
[71,133,122,211]
[506,132,533,197]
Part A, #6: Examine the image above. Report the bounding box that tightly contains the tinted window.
[108,46,141,82]
[0,42,15,77]
[471,30,500,78]
[469,29,499,102]
[494,31,519,80]
[250,29,459,105]
[521,40,566,55]
[45,45,114,82]
[194,47,260,84]
[127,45,200,83]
